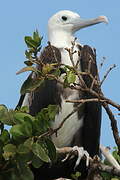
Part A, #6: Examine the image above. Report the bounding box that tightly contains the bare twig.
[53,103,82,134]
[102,103,120,154]
[98,56,106,71]
[65,39,88,89]
[90,75,99,89]
[84,88,120,111]
[65,37,77,67]
[100,64,116,86]
[37,103,82,139]
[75,50,81,68]
[66,98,106,104]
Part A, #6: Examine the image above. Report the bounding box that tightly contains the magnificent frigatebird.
[17,10,109,179]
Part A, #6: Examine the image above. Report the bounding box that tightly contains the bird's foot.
[62,146,89,168]
[72,146,89,168]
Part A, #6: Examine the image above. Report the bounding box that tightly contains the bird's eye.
[61,16,67,21]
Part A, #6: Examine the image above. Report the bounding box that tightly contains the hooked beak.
[72,15,108,32]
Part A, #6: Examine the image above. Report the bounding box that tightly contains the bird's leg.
[56,146,89,168]
[56,146,74,162]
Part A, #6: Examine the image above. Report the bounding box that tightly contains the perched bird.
[17,10,108,179]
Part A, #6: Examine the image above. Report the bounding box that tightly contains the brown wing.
[80,45,102,157]
[16,45,62,115]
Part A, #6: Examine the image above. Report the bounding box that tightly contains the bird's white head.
[48,10,108,48]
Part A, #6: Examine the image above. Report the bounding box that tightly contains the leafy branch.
[0,30,120,180]
[15,31,120,178]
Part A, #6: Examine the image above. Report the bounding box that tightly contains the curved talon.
[84,151,89,166]
[62,153,71,162]
[72,146,89,168]
[60,146,89,168]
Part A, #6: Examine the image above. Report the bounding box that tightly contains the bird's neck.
[48,30,75,48]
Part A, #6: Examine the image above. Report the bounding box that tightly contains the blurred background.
[0,0,120,148]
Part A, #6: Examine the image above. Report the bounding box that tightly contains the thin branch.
[65,39,87,89]
[100,64,116,86]
[65,37,77,67]
[75,50,81,68]
[102,103,120,154]
[98,56,106,71]
[66,98,106,104]
[84,88,120,111]
[53,103,82,134]
[37,103,81,139]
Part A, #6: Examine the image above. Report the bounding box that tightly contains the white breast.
[51,45,83,147]
[51,95,83,148]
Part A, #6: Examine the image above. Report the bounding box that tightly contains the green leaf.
[0,104,8,118]
[20,167,34,180]
[36,109,50,129]
[16,66,37,75]
[10,120,33,140]
[20,75,44,95]
[17,144,30,154]
[14,165,34,180]
[3,144,17,160]
[25,50,32,60]
[0,129,10,144]
[22,121,33,137]
[0,106,15,126]
[71,171,81,180]
[24,60,33,66]
[33,105,58,135]
[32,118,44,135]
[19,106,29,113]
[112,149,120,163]
[25,36,38,49]
[32,142,50,163]
[32,155,43,168]
[10,124,25,139]
[17,144,33,163]
[45,138,56,162]
[42,64,56,74]
[52,68,61,77]
[33,30,41,45]
[24,138,34,149]
[13,112,34,124]
[67,71,76,84]
[48,105,59,121]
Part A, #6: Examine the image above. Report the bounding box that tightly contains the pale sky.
[0,0,120,148]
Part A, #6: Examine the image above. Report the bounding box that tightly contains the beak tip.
[98,16,109,24]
